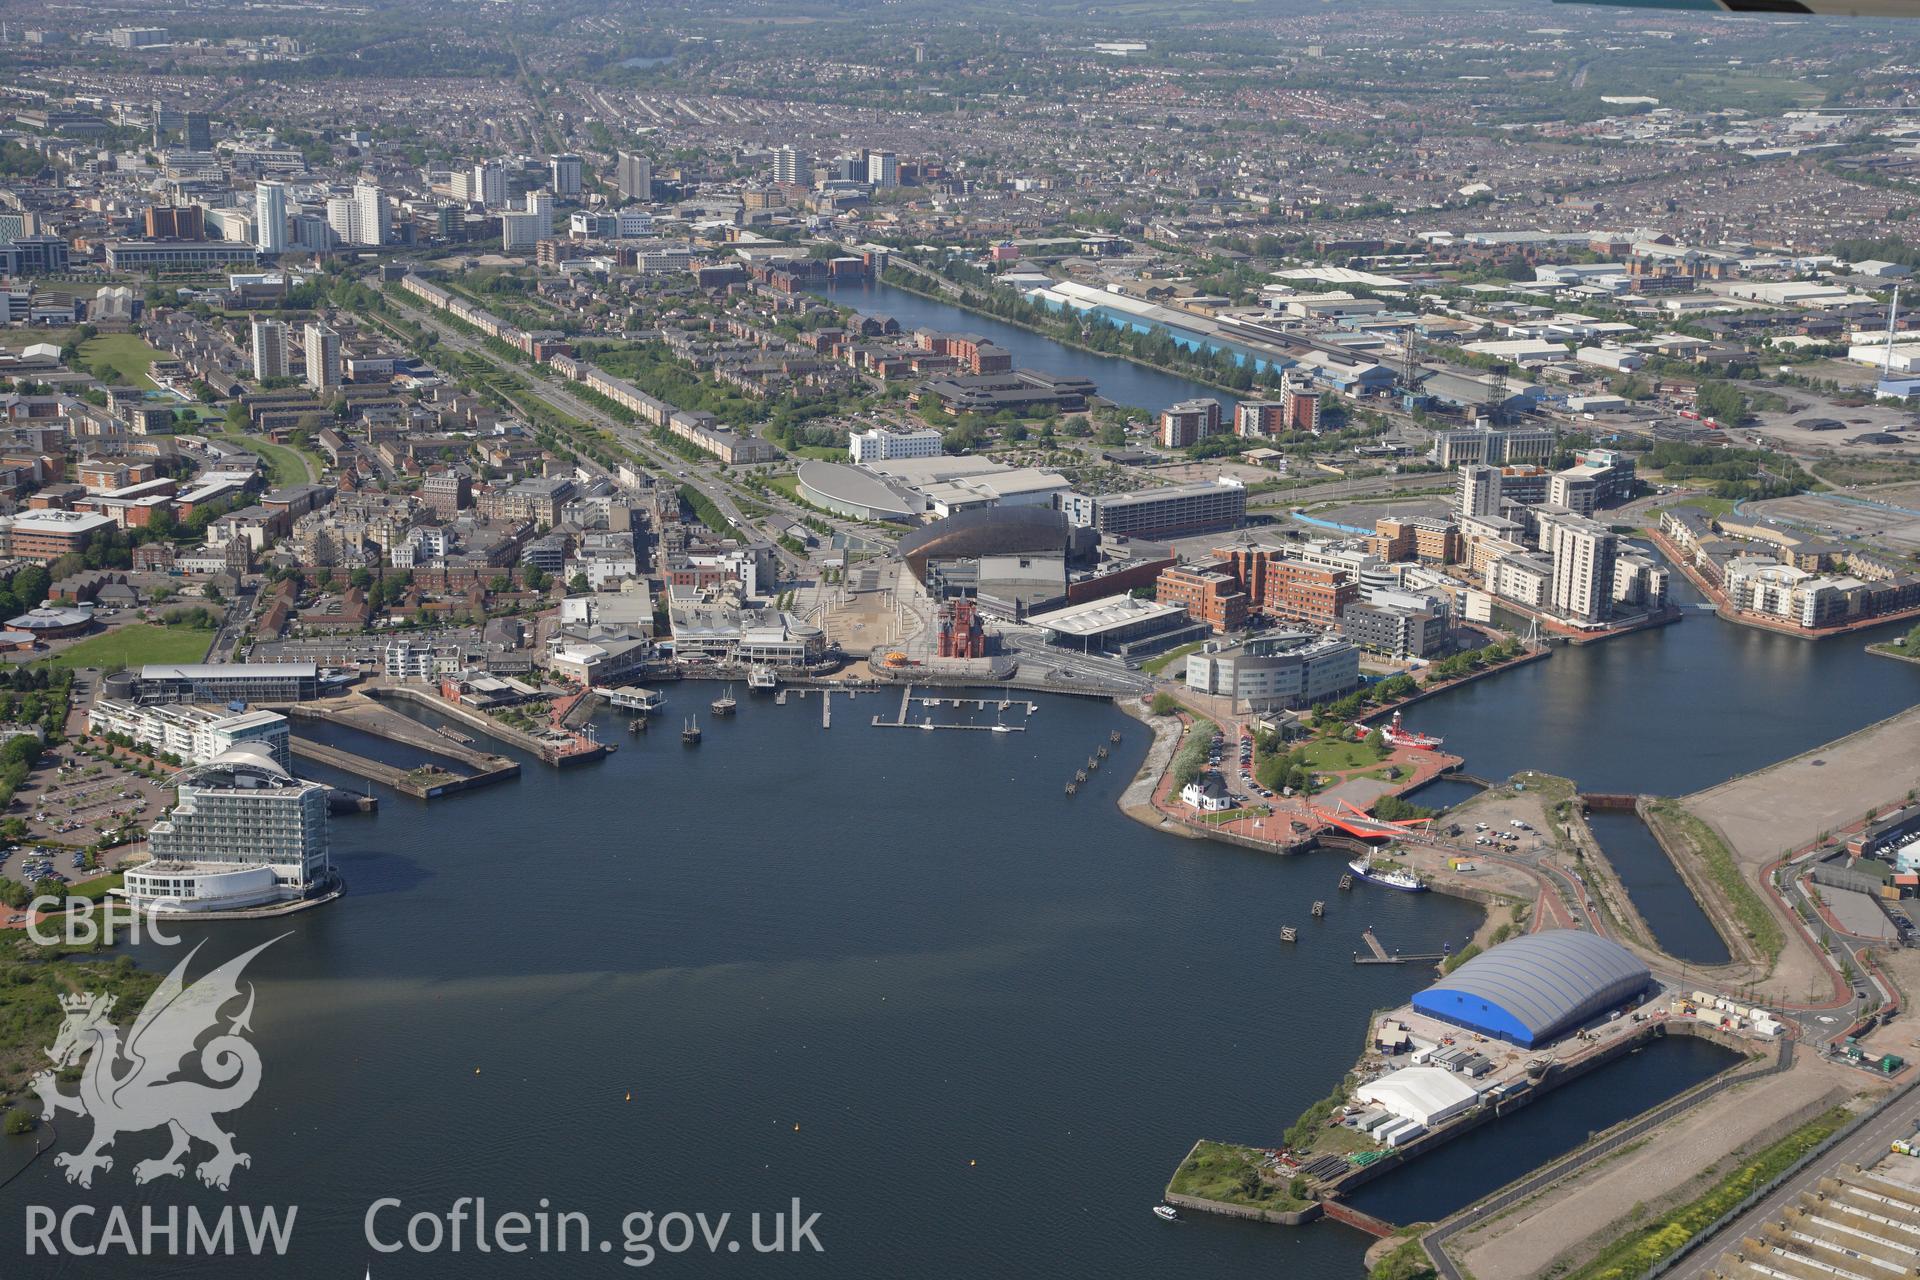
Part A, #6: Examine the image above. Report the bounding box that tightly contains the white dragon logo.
[30,936,282,1191]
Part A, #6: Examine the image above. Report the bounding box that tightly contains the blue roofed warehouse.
[1412,931,1650,1049]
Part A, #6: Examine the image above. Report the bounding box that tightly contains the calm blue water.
[1587,810,1730,965]
[812,279,1229,414]
[1405,569,1920,795]
[4,691,1478,1277]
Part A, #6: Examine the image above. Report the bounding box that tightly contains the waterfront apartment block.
[1159,398,1223,449]
[123,745,330,912]
[1183,632,1360,712]
[1538,510,1618,624]
[1061,478,1246,540]
[86,700,291,770]
[1155,562,1249,634]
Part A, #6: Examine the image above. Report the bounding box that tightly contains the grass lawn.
[1142,639,1206,676]
[1299,736,1386,772]
[789,445,849,462]
[765,473,803,502]
[77,333,166,389]
[214,431,317,487]
[42,624,215,672]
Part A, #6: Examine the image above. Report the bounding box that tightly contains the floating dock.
[871,683,1027,731]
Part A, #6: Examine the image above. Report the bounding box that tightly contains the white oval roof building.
[1413,931,1650,1048]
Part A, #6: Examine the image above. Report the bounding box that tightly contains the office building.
[184,111,211,152]
[144,205,203,240]
[772,145,809,186]
[1183,632,1360,712]
[251,317,288,381]
[136,663,320,703]
[123,745,330,912]
[87,701,292,771]
[10,235,70,274]
[1430,424,1555,468]
[549,153,584,198]
[110,27,168,49]
[1059,479,1246,539]
[848,426,943,464]
[254,181,288,253]
[1340,601,1448,659]
[1156,563,1249,634]
[1261,560,1360,628]
[867,150,899,188]
[617,151,653,202]
[1539,510,1618,625]
[1159,398,1222,448]
[0,510,116,562]
[303,322,341,392]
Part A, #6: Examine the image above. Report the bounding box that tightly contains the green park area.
[213,430,319,487]
[40,623,214,672]
[77,333,165,389]
[1164,1141,1309,1215]
[1296,735,1384,773]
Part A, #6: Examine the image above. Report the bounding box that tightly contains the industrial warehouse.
[1273,930,1792,1192]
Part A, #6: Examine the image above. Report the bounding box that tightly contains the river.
[812,278,1230,414]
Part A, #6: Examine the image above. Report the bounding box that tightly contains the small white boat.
[1153,1204,1178,1222]
[991,724,1011,734]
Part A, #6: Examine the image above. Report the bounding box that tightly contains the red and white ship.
[1352,711,1445,752]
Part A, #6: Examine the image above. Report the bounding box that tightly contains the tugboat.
[1346,856,1429,893]
[710,685,737,717]
[681,715,702,745]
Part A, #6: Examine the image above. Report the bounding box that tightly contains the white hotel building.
[120,745,331,912]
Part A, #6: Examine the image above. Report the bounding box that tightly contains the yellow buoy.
[792,1123,800,1132]
[969,1159,977,1167]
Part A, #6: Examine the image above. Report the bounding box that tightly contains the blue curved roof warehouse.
[1412,931,1650,1048]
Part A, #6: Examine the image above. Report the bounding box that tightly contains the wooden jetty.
[1354,929,1447,966]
